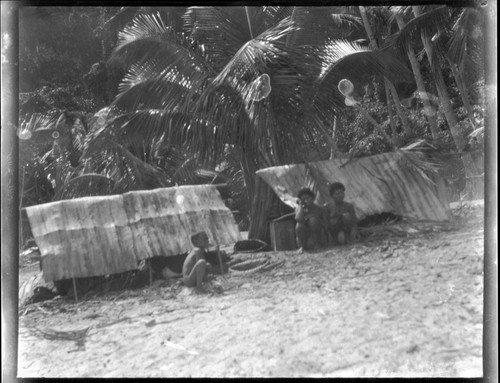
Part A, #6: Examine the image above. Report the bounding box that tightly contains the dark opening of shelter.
[357,212,402,228]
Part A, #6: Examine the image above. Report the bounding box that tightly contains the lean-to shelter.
[24,185,241,282]
[250,151,450,242]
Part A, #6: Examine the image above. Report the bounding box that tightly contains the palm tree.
[391,9,440,141]
[96,6,412,237]
[433,6,484,130]
[389,4,484,198]
[358,6,411,140]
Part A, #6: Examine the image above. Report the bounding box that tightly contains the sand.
[17,210,484,378]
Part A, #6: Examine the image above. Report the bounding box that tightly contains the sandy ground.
[17,209,484,378]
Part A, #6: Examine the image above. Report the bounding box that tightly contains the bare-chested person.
[326,182,357,245]
[295,188,326,253]
[182,231,213,291]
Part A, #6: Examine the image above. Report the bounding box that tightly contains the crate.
[270,217,297,251]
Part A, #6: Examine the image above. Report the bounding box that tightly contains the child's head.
[190,231,209,248]
[297,188,315,208]
[329,182,346,203]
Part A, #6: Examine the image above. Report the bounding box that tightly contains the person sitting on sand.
[326,182,357,245]
[182,231,213,290]
[295,188,327,252]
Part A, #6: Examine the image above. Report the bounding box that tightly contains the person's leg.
[183,259,207,287]
[341,213,356,243]
[204,262,214,281]
[295,221,308,252]
[330,214,356,245]
[308,216,322,250]
[328,218,344,245]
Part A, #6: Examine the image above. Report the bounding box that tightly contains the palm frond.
[400,140,443,186]
[330,13,363,30]
[187,17,322,165]
[18,113,57,140]
[19,113,66,167]
[20,159,55,206]
[114,61,209,112]
[109,12,213,76]
[317,39,413,85]
[84,109,190,156]
[397,152,440,186]
[110,12,173,67]
[140,7,188,34]
[86,142,172,192]
[255,15,300,42]
[387,5,412,25]
[210,17,300,92]
[387,6,449,54]
[115,11,172,50]
[200,17,304,123]
[447,7,482,71]
[188,85,255,164]
[53,173,116,201]
[261,6,294,25]
[282,7,364,46]
[183,6,261,71]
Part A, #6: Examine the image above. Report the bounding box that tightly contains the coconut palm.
[390,8,440,141]
[387,4,485,198]
[432,6,484,130]
[389,5,484,141]
[94,6,413,237]
[358,6,411,140]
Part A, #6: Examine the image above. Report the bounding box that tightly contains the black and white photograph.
[1,1,497,379]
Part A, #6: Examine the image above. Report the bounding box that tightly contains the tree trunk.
[239,150,258,200]
[359,6,411,138]
[384,81,398,138]
[413,6,464,150]
[247,175,275,243]
[446,56,477,129]
[329,115,344,159]
[286,6,299,47]
[386,79,411,137]
[395,13,440,142]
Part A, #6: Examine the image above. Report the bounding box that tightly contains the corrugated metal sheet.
[25,185,241,282]
[256,152,449,222]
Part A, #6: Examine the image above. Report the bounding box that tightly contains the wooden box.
[270,217,297,251]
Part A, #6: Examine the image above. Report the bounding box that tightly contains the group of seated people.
[182,181,356,290]
[295,182,357,253]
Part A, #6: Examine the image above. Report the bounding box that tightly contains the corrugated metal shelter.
[25,185,241,282]
[256,151,450,223]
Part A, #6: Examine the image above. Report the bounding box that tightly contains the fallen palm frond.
[28,325,91,344]
[227,252,272,265]
[397,152,440,186]
[358,218,457,242]
[227,252,285,275]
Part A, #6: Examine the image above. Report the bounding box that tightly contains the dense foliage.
[18,5,486,243]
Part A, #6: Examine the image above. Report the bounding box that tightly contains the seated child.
[182,231,213,289]
[326,182,357,245]
[295,187,327,252]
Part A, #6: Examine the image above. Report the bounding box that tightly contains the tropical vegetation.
[19,5,486,245]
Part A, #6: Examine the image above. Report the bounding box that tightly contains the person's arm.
[348,203,358,241]
[349,203,357,225]
[295,203,306,222]
[328,203,340,220]
[321,205,329,226]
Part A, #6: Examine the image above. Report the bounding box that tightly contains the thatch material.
[25,185,241,282]
[256,152,450,223]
